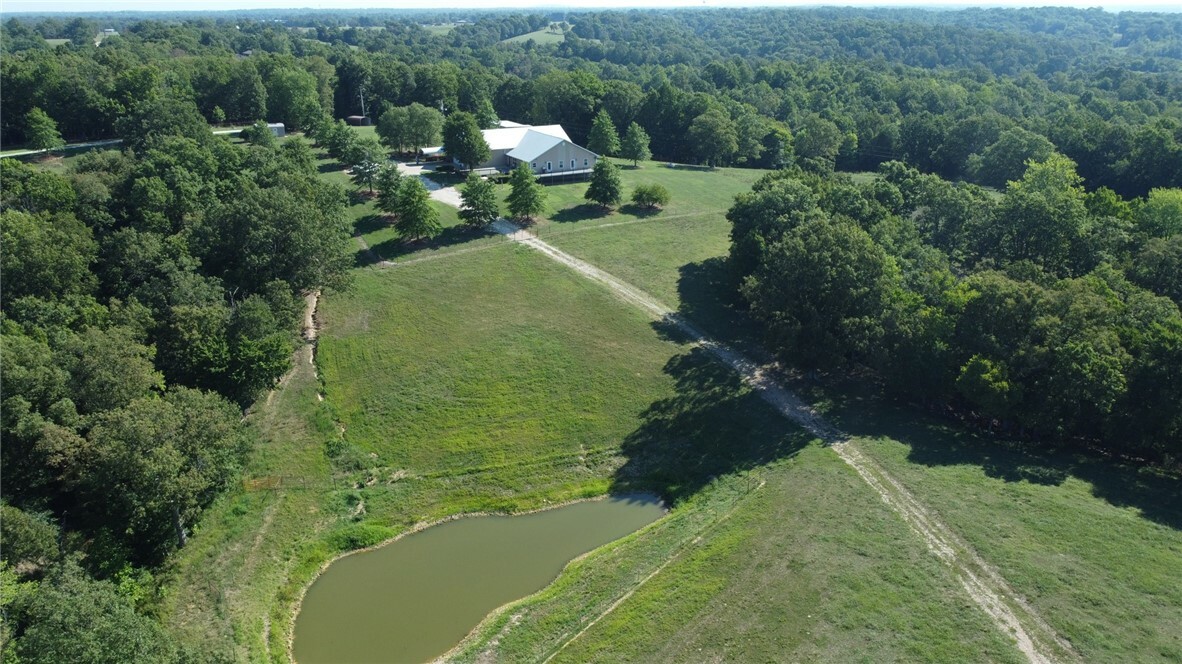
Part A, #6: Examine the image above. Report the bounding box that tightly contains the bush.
[631,183,671,209]
[327,523,396,551]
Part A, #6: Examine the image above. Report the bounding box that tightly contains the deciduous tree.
[375,164,403,217]
[688,108,738,167]
[239,120,276,148]
[406,103,444,157]
[459,172,499,229]
[24,108,64,155]
[395,178,441,241]
[742,216,900,369]
[620,122,651,167]
[442,111,489,172]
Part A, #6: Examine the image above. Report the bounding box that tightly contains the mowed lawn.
[501,27,566,44]
[317,245,688,478]
[528,160,767,236]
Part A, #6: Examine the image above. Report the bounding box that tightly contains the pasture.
[160,137,1181,663]
[501,25,567,45]
[537,166,1182,663]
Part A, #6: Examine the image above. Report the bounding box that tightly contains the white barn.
[423,121,598,179]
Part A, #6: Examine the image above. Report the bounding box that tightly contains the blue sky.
[4,0,1181,13]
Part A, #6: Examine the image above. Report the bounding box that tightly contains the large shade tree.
[442,111,490,172]
[688,108,738,167]
[742,216,901,370]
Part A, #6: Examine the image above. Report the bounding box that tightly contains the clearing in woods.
[160,147,1180,663]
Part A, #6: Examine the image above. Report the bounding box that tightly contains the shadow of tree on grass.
[812,381,1182,530]
[612,347,811,505]
[551,204,609,224]
[666,254,1182,530]
[368,224,500,262]
[618,204,663,218]
[354,213,388,236]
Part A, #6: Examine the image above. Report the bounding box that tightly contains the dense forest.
[1,6,1180,662]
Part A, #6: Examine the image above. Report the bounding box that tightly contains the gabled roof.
[506,131,566,162]
[420,122,578,158]
[481,124,570,151]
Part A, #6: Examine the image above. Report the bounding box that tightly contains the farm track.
[477,207,1077,664]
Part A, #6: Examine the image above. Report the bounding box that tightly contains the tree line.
[1,116,351,660]
[729,157,1181,459]
[1,6,1181,660]
[5,7,1182,198]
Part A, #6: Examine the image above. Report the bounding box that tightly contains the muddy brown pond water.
[292,495,665,663]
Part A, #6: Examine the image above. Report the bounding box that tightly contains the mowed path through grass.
[529,166,1182,663]
[319,247,1025,663]
[163,144,1178,662]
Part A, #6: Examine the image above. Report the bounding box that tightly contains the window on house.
[531,162,536,169]
[584,158,589,167]
[559,161,564,169]
[546,161,552,171]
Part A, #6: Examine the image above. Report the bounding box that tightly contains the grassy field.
[535,165,1182,662]
[824,394,1182,662]
[157,139,1180,663]
[521,160,767,237]
[502,26,567,45]
[317,249,685,482]
[422,23,457,36]
[452,445,1024,663]
[166,245,1029,662]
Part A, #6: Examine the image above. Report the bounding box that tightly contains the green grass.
[159,146,1180,663]
[522,159,767,238]
[45,38,70,47]
[816,391,1182,663]
[422,23,457,36]
[318,248,685,476]
[537,163,1182,663]
[501,26,567,45]
[163,225,1025,663]
[452,446,1022,663]
[859,435,1182,662]
[160,339,344,662]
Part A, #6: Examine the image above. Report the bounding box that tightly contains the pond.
[292,495,666,663]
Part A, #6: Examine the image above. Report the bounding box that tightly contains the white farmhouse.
[422,120,598,179]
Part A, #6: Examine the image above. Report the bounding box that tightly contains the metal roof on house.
[481,124,570,151]
[506,131,566,162]
[421,123,573,157]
